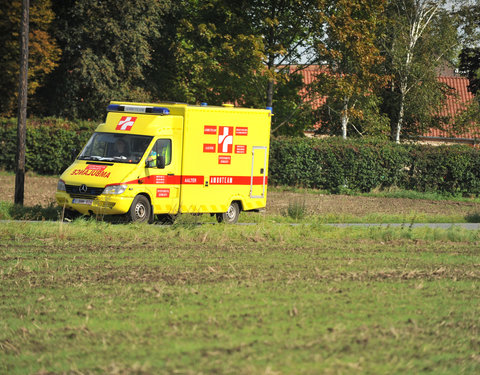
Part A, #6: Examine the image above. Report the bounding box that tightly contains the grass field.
[1,221,479,374]
[1,172,480,373]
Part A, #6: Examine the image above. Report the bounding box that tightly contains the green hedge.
[270,137,480,195]
[2,118,480,196]
[0,118,96,175]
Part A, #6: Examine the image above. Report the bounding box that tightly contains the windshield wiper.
[79,155,114,161]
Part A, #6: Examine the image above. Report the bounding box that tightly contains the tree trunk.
[394,83,407,144]
[266,78,274,109]
[341,97,348,139]
[15,0,29,206]
[395,97,404,144]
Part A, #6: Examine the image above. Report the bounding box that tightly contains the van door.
[146,138,180,214]
[250,146,267,198]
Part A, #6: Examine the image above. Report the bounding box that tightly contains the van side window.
[147,139,172,167]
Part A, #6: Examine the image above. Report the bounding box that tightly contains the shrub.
[269,137,480,196]
[0,117,97,175]
[270,137,412,193]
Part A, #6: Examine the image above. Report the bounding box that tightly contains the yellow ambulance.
[56,101,271,223]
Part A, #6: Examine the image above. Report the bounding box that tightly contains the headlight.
[57,179,66,191]
[102,184,127,195]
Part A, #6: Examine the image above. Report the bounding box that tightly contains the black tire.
[216,202,240,224]
[63,208,80,222]
[129,195,152,223]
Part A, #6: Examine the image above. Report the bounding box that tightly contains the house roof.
[424,76,478,140]
[293,65,478,140]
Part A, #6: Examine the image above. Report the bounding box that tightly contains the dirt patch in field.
[0,174,57,207]
[266,191,480,217]
[1,174,480,218]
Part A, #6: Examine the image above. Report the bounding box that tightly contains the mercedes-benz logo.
[79,184,88,193]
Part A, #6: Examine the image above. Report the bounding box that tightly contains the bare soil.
[1,173,480,218]
[0,174,57,207]
[266,191,480,217]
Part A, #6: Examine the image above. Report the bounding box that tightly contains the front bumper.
[55,191,134,216]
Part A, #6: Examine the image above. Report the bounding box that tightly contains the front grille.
[66,184,104,197]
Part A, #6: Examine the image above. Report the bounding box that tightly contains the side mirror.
[157,155,165,169]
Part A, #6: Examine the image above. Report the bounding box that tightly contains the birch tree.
[383,0,458,142]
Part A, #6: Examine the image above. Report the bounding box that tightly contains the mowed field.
[1,173,480,374]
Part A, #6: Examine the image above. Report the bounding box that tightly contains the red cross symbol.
[218,126,233,153]
[116,116,137,131]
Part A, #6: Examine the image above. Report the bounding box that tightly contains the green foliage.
[459,47,480,97]
[0,117,96,174]
[270,72,316,136]
[269,137,480,195]
[0,201,60,221]
[408,145,480,195]
[0,0,61,116]
[312,0,388,138]
[282,197,308,221]
[164,0,317,135]
[37,0,169,119]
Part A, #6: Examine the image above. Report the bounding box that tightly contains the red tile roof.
[424,76,478,140]
[293,65,478,141]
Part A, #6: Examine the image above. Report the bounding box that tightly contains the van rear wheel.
[216,202,240,224]
[129,195,152,223]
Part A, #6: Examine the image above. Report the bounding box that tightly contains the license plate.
[72,198,93,205]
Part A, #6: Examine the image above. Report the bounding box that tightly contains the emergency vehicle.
[56,101,271,223]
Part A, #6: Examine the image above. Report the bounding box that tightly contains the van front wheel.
[129,195,152,223]
[216,202,240,224]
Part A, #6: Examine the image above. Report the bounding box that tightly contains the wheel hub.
[135,203,146,218]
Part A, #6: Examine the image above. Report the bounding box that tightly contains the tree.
[152,0,265,105]
[238,0,318,108]
[460,47,480,95]
[458,0,480,97]
[157,0,318,135]
[0,0,61,116]
[312,0,389,139]
[38,0,170,119]
[456,1,480,130]
[380,0,459,142]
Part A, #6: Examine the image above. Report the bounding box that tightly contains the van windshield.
[78,133,153,164]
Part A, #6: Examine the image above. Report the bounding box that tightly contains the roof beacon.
[107,104,169,115]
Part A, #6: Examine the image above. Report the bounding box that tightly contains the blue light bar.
[151,107,170,115]
[107,104,170,115]
[107,104,121,112]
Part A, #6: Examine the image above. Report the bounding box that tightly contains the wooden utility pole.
[15,0,29,205]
